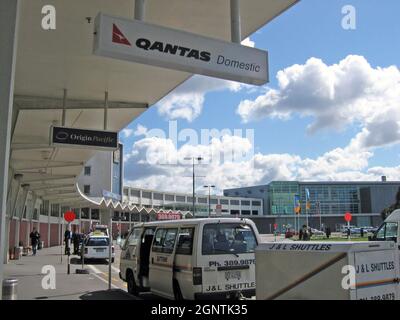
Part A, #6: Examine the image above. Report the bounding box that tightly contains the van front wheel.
[127,271,139,296]
[173,280,184,300]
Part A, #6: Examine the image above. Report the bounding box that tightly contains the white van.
[119,218,261,300]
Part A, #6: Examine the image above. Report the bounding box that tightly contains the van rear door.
[149,227,178,298]
[200,223,257,298]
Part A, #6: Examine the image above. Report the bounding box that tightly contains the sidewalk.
[3,245,134,300]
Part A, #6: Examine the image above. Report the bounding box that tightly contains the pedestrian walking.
[64,228,72,255]
[325,226,331,239]
[29,228,40,256]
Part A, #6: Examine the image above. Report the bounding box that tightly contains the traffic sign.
[344,212,352,222]
[64,211,76,222]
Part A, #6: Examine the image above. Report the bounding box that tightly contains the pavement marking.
[90,272,120,289]
[87,265,103,274]
[111,266,120,273]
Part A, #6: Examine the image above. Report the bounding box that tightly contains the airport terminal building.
[224,178,400,232]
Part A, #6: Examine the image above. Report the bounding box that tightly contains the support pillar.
[0,0,20,297]
[134,0,146,21]
[230,0,241,43]
[14,184,29,247]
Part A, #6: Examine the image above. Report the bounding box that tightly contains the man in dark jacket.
[30,228,40,256]
[64,229,72,255]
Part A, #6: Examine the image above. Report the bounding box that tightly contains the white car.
[310,228,325,236]
[82,233,115,263]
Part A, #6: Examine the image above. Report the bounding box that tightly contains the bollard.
[2,278,18,300]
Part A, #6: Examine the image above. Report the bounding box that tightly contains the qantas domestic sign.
[94,13,268,85]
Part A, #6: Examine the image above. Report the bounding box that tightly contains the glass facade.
[269,181,299,215]
[268,182,361,216]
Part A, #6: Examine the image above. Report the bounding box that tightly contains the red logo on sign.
[64,211,76,223]
[112,24,131,46]
[344,212,352,222]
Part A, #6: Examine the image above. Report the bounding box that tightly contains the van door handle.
[151,257,154,264]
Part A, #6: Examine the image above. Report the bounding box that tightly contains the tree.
[380,187,400,220]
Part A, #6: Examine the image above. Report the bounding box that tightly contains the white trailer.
[255,241,399,300]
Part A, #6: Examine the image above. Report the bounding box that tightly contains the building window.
[252,210,259,215]
[142,191,151,199]
[153,193,163,201]
[241,200,250,206]
[259,189,265,193]
[84,166,91,176]
[210,198,218,205]
[247,190,252,194]
[90,209,99,220]
[198,197,207,204]
[84,185,91,195]
[220,199,229,205]
[252,200,261,206]
[123,188,129,196]
[81,208,90,219]
[176,195,186,202]
[230,200,240,206]
[230,210,240,215]
[165,194,175,202]
[241,210,251,215]
[235,191,239,196]
[131,190,140,197]
[187,197,194,203]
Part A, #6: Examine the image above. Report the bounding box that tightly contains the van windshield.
[202,223,257,255]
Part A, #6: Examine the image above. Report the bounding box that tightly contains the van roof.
[385,209,400,222]
[134,217,254,227]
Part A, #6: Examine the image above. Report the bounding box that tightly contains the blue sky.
[120,0,400,193]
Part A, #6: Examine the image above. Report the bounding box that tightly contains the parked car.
[82,232,115,263]
[310,228,325,236]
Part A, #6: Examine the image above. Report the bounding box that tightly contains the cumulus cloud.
[134,124,148,137]
[123,133,400,194]
[121,128,134,138]
[237,55,400,149]
[156,38,257,122]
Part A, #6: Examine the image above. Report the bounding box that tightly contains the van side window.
[152,228,178,254]
[376,222,398,242]
[176,228,194,255]
[126,228,142,248]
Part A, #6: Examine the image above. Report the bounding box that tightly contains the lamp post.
[184,156,203,216]
[203,185,215,217]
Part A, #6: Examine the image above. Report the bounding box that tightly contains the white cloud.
[156,38,257,122]
[134,124,148,137]
[123,133,400,194]
[121,128,134,138]
[237,55,400,149]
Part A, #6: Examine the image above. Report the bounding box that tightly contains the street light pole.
[184,156,203,216]
[204,185,215,217]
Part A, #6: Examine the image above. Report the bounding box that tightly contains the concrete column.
[0,0,20,296]
[47,201,51,247]
[26,193,37,246]
[14,184,29,247]
[4,174,23,263]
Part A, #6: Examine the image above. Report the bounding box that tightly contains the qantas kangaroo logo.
[112,24,131,46]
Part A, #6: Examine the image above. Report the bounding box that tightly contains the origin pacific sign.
[93,13,268,85]
[51,126,118,150]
